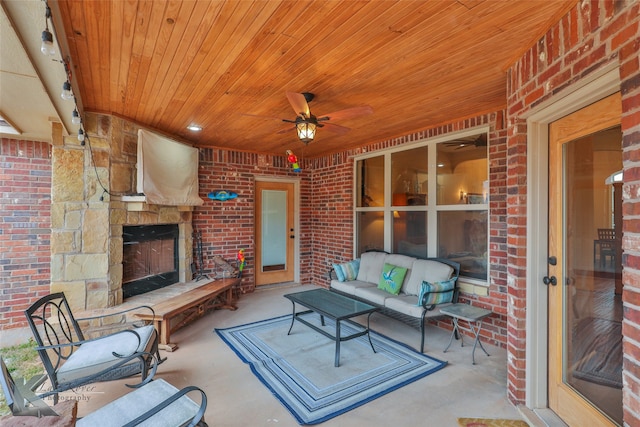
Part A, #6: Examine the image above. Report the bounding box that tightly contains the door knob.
[543,276,557,286]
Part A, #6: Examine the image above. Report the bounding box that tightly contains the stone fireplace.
[49,114,194,311]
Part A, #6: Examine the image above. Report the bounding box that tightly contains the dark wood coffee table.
[284,288,378,367]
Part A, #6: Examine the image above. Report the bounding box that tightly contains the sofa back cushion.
[356,251,388,283]
[384,254,415,288]
[403,259,454,296]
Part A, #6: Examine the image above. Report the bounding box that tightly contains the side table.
[441,303,492,364]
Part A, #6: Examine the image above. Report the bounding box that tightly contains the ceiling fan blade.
[322,122,351,135]
[318,105,373,122]
[241,113,285,121]
[275,124,295,135]
[286,92,310,118]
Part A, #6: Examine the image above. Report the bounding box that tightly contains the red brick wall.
[195,112,509,348]
[507,0,639,413]
[194,149,313,294]
[307,112,509,347]
[0,139,52,330]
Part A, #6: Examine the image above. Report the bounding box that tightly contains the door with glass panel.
[255,181,295,286]
[548,93,623,426]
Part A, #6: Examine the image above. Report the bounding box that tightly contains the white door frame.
[524,64,620,414]
[254,175,301,283]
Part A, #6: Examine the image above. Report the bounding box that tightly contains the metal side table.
[441,303,492,364]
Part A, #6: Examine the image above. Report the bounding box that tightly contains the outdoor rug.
[572,317,622,388]
[458,418,529,427]
[215,314,447,425]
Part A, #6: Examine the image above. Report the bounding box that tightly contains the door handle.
[543,276,557,286]
[289,235,295,239]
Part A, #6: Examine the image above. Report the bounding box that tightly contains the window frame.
[353,127,490,284]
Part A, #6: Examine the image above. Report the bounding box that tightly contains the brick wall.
[195,149,312,294]
[307,112,509,348]
[0,138,51,330]
[506,0,639,414]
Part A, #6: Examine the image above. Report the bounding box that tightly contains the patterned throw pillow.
[417,278,456,307]
[332,259,360,282]
[377,263,408,295]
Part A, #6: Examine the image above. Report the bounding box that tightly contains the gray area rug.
[216,314,447,424]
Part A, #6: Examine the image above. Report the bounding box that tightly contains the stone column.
[50,120,111,311]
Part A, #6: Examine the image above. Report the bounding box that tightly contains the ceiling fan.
[443,134,487,150]
[246,92,373,144]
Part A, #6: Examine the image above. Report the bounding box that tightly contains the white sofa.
[330,251,460,353]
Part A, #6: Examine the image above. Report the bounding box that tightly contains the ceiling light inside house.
[187,124,202,132]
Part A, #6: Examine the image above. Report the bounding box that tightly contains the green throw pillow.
[332,259,360,282]
[378,263,408,295]
[417,278,456,307]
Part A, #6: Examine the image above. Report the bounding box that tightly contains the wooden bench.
[136,278,240,351]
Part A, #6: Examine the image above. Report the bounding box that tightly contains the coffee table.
[284,289,379,367]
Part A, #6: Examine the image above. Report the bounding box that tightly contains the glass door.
[255,180,295,286]
[548,93,623,426]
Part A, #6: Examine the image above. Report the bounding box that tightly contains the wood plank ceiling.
[53,0,574,157]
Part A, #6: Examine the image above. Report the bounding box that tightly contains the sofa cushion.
[404,259,454,296]
[378,263,408,295]
[356,251,388,283]
[330,279,376,296]
[355,286,392,306]
[385,295,450,319]
[417,278,456,307]
[332,259,360,282]
[384,254,416,286]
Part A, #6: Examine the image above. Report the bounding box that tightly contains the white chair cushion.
[76,379,201,427]
[403,259,454,296]
[57,324,155,384]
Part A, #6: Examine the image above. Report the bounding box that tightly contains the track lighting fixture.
[40,5,55,56]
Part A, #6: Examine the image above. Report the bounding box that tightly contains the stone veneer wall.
[50,115,193,312]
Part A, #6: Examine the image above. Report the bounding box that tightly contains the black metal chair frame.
[1,356,208,426]
[24,292,162,403]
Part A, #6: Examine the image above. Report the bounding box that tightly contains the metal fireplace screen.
[122,224,179,298]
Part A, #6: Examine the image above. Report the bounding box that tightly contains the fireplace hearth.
[122,224,179,298]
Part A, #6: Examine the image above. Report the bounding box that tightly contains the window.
[355,131,488,281]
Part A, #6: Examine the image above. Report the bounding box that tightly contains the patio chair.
[24,292,162,403]
[1,356,208,426]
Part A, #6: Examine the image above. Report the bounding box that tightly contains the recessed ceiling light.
[187,124,202,132]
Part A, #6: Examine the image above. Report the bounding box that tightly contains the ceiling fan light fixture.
[296,117,317,143]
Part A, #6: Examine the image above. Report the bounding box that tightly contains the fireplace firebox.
[122,224,179,298]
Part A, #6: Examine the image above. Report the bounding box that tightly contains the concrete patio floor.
[75,282,527,426]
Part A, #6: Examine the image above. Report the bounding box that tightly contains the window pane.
[356,156,384,207]
[393,211,427,257]
[392,146,428,206]
[438,210,487,280]
[357,211,384,255]
[437,134,488,205]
